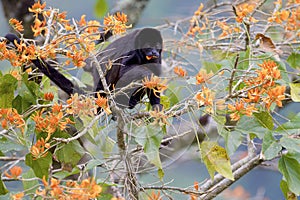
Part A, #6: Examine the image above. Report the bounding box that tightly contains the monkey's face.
[140,42,162,62]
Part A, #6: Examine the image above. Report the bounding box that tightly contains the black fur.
[93,28,163,109]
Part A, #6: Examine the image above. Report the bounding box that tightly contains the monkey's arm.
[5,33,79,96]
[115,66,162,109]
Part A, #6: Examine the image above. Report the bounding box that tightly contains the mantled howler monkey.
[91,27,163,110]
[4,27,163,110]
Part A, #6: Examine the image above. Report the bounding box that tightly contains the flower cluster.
[104,12,131,35]
[235,3,258,23]
[9,18,24,32]
[31,103,73,139]
[0,108,25,132]
[149,109,169,126]
[195,86,214,113]
[30,138,50,159]
[95,93,112,115]
[217,20,240,38]
[196,69,213,84]
[143,75,167,96]
[228,60,285,121]
[174,66,187,77]
[67,93,96,116]
[35,177,102,199]
[4,166,22,179]
[187,3,207,36]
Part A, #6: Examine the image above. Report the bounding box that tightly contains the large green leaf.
[55,140,86,167]
[280,180,297,200]
[262,131,282,160]
[218,125,242,156]
[235,115,269,138]
[14,74,42,112]
[289,83,300,102]
[278,155,300,195]
[280,136,300,154]
[0,74,17,108]
[25,152,52,179]
[200,141,234,180]
[132,124,164,178]
[287,52,300,69]
[253,111,274,130]
[276,113,300,135]
[22,169,39,196]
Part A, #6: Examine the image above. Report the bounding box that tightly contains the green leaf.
[200,141,234,180]
[289,83,300,102]
[278,155,300,195]
[262,131,282,160]
[53,167,81,180]
[132,124,163,171]
[164,84,180,107]
[253,111,274,130]
[0,175,8,195]
[55,140,86,167]
[280,137,300,154]
[287,52,300,69]
[94,0,108,18]
[202,61,222,73]
[0,137,25,153]
[100,136,115,158]
[236,115,269,138]
[22,169,39,196]
[280,180,297,200]
[276,113,300,134]
[25,152,52,179]
[218,126,242,156]
[0,74,17,108]
[16,74,42,112]
[160,95,170,109]
[238,48,250,70]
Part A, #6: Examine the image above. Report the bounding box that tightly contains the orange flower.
[78,15,87,26]
[95,93,112,115]
[148,191,162,200]
[174,66,187,77]
[195,86,214,113]
[194,3,204,16]
[196,70,213,84]
[28,1,46,14]
[9,18,24,32]
[31,18,47,37]
[228,100,257,121]
[103,13,131,35]
[235,3,256,23]
[30,138,50,159]
[149,109,169,126]
[263,85,285,109]
[44,92,54,101]
[143,75,167,96]
[0,108,25,132]
[11,192,24,200]
[67,93,96,116]
[4,166,22,179]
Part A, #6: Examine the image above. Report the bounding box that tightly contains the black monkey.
[91,28,163,110]
[5,27,163,110]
